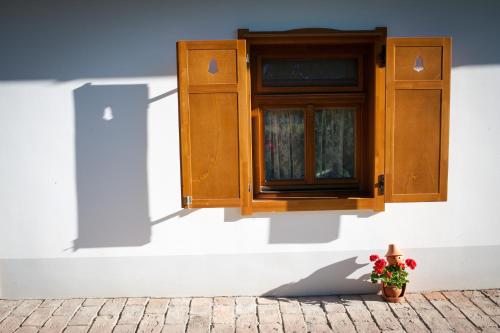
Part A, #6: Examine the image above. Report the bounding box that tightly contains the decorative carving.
[413,55,424,72]
[208,58,218,74]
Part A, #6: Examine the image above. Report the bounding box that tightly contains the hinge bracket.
[246,53,250,64]
[377,175,385,195]
[183,195,192,208]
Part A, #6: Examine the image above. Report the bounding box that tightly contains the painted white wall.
[1,0,499,298]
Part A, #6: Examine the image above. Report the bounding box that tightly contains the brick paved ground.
[1,290,500,333]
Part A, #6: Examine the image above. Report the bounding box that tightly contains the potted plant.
[369,244,417,302]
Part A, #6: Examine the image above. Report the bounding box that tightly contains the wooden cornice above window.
[238,27,387,45]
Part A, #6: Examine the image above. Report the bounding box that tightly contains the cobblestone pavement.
[1,290,500,333]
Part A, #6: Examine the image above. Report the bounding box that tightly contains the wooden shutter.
[177,40,250,209]
[385,37,451,202]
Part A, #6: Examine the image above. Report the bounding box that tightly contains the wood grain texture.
[386,37,451,202]
[252,197,376,212]
[372,32,387,211]
[177,40,250,208]
[393,90,441,195]
[237,39,252,215]
[189,93,240,200]
[238,27,387,46]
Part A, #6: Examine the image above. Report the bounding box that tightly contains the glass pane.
[264,109,305,180]
[262,58,358,87]
[315,108,355,179]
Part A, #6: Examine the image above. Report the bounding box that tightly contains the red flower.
[386,271,393,278]
[374,266,384,275]
[398,263,406,270]
[374,258,387,269]
[369,254,379,262]
[405,258,417,270]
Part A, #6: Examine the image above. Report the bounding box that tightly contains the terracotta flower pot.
[381,283,406,302]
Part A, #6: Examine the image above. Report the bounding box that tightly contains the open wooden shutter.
[385,37,451,202]
[177,40,250,209]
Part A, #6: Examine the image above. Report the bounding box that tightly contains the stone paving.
[1,290,500,333]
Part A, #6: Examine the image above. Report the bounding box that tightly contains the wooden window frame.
[239,28,387,213]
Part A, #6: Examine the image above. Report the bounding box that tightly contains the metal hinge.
[377,175,385,195]
[248,183,251,192]
[246,53,250,64]
[183,195,192,208]
[379,45,386,67]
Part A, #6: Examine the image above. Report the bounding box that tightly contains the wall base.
[1,245,499,299]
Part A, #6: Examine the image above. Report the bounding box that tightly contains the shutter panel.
[385,37,451,202]
[177,40,250,209]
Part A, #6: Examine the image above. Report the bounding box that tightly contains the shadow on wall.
[225,209,374,244]
[73,83,184,249]
[268,213,342,244]
[73,83,150,249]
[1,0,500,82]
[264,257,378,296]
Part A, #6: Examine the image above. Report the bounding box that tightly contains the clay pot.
[381,283,406,303]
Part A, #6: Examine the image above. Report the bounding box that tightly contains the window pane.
[315,108,355,179]
[262,58,358,87]
[264,109,305,180]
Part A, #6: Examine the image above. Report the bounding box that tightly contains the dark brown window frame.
[251,43,372,199]
[253,97,368,195]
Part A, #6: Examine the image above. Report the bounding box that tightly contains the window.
[176,29,451,215]
[250,44,370,198]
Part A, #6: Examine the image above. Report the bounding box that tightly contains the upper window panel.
[252,45,365,94]
[262,58,359,88]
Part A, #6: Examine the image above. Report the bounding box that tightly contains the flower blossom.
[405,258,417,270]
[374,258,387,269]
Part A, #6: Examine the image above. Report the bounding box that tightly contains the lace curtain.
[264,109,304,180]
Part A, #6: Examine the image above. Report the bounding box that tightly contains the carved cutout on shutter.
[208,58,219,74]
[413,55,424,72]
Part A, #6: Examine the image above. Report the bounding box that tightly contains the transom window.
[261,58,359,88]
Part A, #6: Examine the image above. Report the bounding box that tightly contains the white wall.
[1,0,499,299]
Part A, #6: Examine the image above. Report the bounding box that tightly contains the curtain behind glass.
[264,109,304,180]
[315,108,355,179]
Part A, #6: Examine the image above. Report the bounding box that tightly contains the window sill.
[251,197,380,213]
